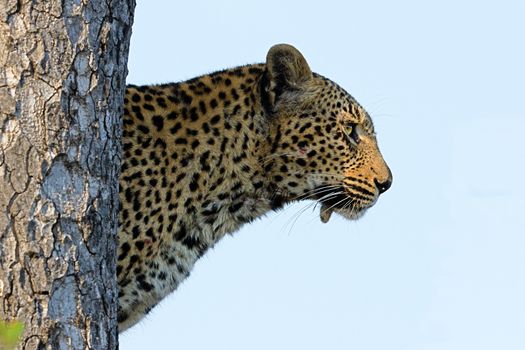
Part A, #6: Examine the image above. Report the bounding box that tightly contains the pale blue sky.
[120,1,525,349]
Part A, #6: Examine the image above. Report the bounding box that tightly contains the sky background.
[120,1,525,349]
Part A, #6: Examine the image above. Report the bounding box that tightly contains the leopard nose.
[374,170,393,194]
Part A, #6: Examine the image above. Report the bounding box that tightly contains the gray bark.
[0,0,135,349]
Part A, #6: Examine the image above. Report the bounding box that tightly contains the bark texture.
[0,0,135,348]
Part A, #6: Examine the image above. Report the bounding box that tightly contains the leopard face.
[261,44,392,223]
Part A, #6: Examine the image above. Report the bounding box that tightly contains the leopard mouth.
[313,185,368,223]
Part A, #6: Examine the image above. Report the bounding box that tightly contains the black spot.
[132,226,140,239]
[220,138,228,152]
[189,107,199,121]
[137,125,150,134]
[135,241,145,250]
[184,128,197,137]
[118,242,131,261]
[229,202,243,213]
[189,173,200,192]
[145,227,154,238]
[248,67,263,74]
[299,122,312,133]
[168,95,180,104]
[123,142,132,151]
[154,138,167,149]
[231,182,242,192]
[296,158,307,166]
[199,151,211,171]
[180,91,193,104]
[156,97,167,108]
[210,115,220,125]
[173,224,187,241]
[152,115,164,131]
[190,140,200,149]
[307,150,317,157]
[124,188,133,202]
[170,122,182,134]
[129,254,139,265]
[137,279,154,292]
[176,173,185,183]
[118,312,129,323]
[180,154,194,167]
[271,127,282,152]
[199,101,207,114]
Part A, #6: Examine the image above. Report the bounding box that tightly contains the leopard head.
[260,44,392,222]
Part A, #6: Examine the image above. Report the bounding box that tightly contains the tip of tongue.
[320,204,333,223]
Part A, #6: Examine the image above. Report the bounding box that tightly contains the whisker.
[305,195,356,226]
[322,195,353,214]
[269,186,342,225]
[273,188,343,224]
[283,202,318,235]
[316,191,345,203]
[281,184,340,203]
[295,188,344,203]
[290,185,343,201]
[341,197,355,210]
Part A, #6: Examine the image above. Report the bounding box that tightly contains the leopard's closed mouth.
[313,185,353,223]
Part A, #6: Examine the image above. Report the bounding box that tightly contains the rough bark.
[0,0,135,349]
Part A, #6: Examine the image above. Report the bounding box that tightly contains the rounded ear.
[261,44,313,113]
[266,44,312,88]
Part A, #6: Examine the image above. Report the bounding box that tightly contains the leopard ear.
[266,44,312,87]
[261,44,313,112]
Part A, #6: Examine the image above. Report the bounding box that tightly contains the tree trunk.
[0,0,135,349]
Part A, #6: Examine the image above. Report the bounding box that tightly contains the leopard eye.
[346,122,360,145]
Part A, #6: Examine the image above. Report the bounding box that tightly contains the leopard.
[117,44,392,332]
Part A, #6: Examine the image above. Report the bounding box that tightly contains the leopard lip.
[320,203,333,223]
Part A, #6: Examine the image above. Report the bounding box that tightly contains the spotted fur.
[118,44,392,331]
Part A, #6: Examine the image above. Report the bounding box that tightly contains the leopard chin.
[315,185,376,223]
[319,203,368,223]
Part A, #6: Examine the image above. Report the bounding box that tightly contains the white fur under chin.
[334,207,367,220]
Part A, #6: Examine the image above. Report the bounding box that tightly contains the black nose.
[374,172,393,194]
